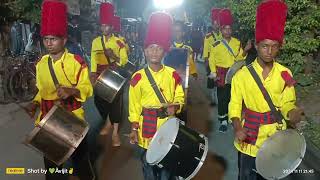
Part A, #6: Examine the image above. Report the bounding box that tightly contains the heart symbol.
[49,168,55,174]
[69,168,73,175]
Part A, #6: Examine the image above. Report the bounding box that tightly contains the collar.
[148,65,165,73]
[252,58,276,80]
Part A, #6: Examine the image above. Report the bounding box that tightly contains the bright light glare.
[153,0,183,9]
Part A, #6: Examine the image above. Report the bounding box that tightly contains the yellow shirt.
[33,50,93,124]
[202,31,222,59]
[209,37,245,73]
[172,42,198,76]
[90,34,128,72]
[128,66,185,149]
[229,59,297,157]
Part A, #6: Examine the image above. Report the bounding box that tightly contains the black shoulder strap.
[48,56,60,88]
[144,67,167,104]
[100,35,112,64]
[246,62,284,123]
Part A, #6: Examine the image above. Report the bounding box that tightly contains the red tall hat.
[144,12,173,52]
[211,8,221,23]
[255,0,288,44]
[113,16,121,32]
[99,2,114,25]
[40,0,67,37]
[218,9,233,27]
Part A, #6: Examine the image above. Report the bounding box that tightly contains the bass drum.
[25,105,89,165]
[256,129,306,179]
[146,117,208,180]
[94,69,126,103]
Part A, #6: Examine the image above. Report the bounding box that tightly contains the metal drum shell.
[256,129,306,180]
[25,105,89,165]
[94,69,126,103]
[146,117,208,180]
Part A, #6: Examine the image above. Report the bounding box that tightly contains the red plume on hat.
[144,12,173,52]
[40,0,67,37]
[113,16,121,32]
[100,2,114,25]
[218,9,233,27]
[255,0,288,44]
[211,8,221,24]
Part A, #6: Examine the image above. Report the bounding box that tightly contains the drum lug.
[157,163,163,168]
[170,142,180,149]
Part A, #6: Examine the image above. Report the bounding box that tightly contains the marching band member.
[208,9,252,133]
[172,20,198,79]
[25,1,93,179]
[229,1,304,179]
[90,2,128,146]
[203,8,222,106]
[128,12,184,180]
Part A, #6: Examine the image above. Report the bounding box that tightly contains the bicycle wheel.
[9,68,37,102]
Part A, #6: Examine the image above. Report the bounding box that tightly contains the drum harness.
[101,35,135,76]
[246,62,284,131]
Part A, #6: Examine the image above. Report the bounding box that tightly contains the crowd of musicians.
[24,0,305,180]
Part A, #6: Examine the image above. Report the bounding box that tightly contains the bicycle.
[7,53,37,102]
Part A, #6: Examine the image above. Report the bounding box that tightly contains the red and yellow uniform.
[128,66,185,149]
[33,50,93,124]
[209,37,245,73]
[229,59,296,157]
[202,32,221,60]
[90,35,128,73]
[173,42,197,76]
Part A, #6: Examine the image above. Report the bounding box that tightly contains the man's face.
[144,44,165,64]
[221,25,232,39]
[212,21,219,31]
[100,24,113,36]
[256,39,280,63]
[173,25,184,41]
[43,35,66,54]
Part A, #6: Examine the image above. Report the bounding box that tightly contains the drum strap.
[48,56,60,88]
[100,35,112,65]
[246,63,284,124]
[144,67,167,104]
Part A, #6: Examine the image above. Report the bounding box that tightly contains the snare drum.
[256,129,306,179]
[94,69,126,103]
[146,117,208,180]
[25,105,89,165]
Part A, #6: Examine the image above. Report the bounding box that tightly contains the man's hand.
[244,40,253,52]
[57,86,80,99]
[24,102,39,118]
[90,73,98,84]
[167,104,179,116]
[232,118,247,142]
[208,72,217,79]
[105,48,120,62]
[288,108,304,128]
[129,122,139,144]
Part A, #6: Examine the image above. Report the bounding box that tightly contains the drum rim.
[94,69,126,103]
[24,105,90,166]
[255,129,306,179]
[185,136,209,180]
[146,118,180,165]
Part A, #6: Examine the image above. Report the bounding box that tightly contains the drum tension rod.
[170,142,180,149]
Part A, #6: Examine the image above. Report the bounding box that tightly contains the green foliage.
[6,0,42,23]
[207,0,320,85]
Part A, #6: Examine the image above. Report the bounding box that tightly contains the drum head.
[146,118,180,165]
[256,129,306,179]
